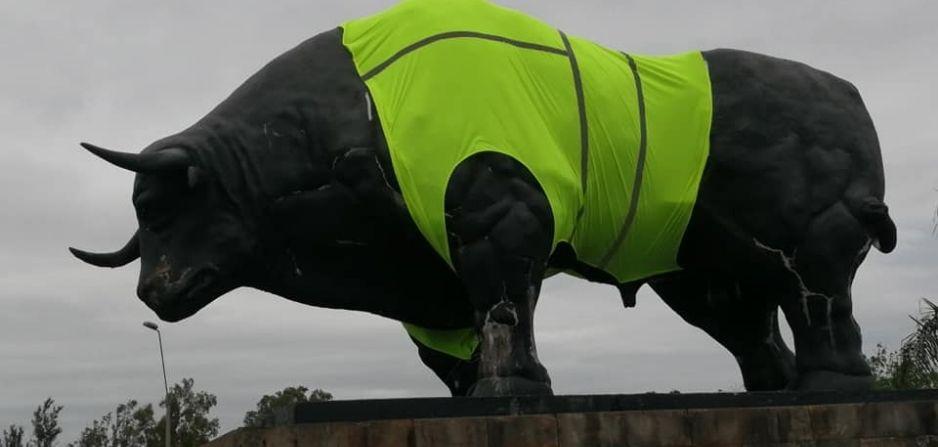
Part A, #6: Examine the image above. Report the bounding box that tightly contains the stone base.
[205,390,938,446]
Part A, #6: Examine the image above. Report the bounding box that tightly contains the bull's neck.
[195,117,326,213]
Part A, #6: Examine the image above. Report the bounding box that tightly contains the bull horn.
[69,230,140,268]
[79,142,190,173]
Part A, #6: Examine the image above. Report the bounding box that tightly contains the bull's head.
[70,143,254,322]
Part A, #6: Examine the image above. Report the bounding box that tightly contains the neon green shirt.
[342,0,712,360]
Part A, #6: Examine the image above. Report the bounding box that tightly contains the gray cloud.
[1,0,936,441]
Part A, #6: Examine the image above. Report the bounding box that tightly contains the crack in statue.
[71,0,896,396]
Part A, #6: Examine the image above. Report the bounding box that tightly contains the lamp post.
[143,321,171,447]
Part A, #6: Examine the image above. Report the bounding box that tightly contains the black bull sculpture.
[71,28,896,396]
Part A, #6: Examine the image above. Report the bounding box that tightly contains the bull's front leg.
[446,153,554,397]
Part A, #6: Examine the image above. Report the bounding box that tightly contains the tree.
[71,379,217,447]
[110,401,156,447]
[243,386,333,428]
[31,398,63,447]
[74,400,156,447]
[2,425,25,447]
[74,415,109,447]
[72,379,217,447]
[152,378,219,447]
[869,298,938,390]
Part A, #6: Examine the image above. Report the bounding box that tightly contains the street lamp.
[143,321,171,447]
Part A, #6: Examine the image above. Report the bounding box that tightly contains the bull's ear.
[69,230,140,268]
[79,142,190,173]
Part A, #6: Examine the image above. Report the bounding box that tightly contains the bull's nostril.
[137,280,163,304]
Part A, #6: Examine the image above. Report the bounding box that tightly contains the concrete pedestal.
[205,390,938,446]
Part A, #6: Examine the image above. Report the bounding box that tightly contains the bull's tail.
[851,197,897,253]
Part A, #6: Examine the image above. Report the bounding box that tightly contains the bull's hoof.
[739,348,796,391]
[469,377,553,397]
[790,370,873,391]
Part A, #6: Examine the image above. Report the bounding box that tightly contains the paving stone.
[415,417,488,447]
[688,406,780,446]
[293,423,363,447]
[486,414,558,447]
[556,413,603,447]
[810,403,863,440]
[557,410,693,446]
[775,405,813,443]
[360,419,415,447]
[814,440,862,447]
[618,410,692,446]
[858,437,923,447]
[861,402,931,439]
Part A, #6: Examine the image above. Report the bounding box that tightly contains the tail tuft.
[855,198,897,253]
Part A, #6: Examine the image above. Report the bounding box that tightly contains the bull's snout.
[136,259,221,321]
[137,256,187,309]
[137,274,192,322]
[137,276,167,306]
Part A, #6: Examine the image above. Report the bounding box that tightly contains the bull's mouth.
[148,268,229,322]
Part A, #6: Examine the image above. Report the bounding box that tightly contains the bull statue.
[71,0,896,397]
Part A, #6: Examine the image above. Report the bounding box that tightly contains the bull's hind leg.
[761,202,874,390]
[649,273,796,390]
[410,336,480,396]
[446,152,554,396]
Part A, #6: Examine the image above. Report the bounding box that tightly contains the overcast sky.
[2,0,936,442]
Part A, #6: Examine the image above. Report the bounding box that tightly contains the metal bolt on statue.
[71,0,896,396]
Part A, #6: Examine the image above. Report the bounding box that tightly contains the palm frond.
[869,298,938,390]
[894,299,938,388]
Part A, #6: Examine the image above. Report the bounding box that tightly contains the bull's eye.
[135,197,175,231]
[132,175,188,232]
